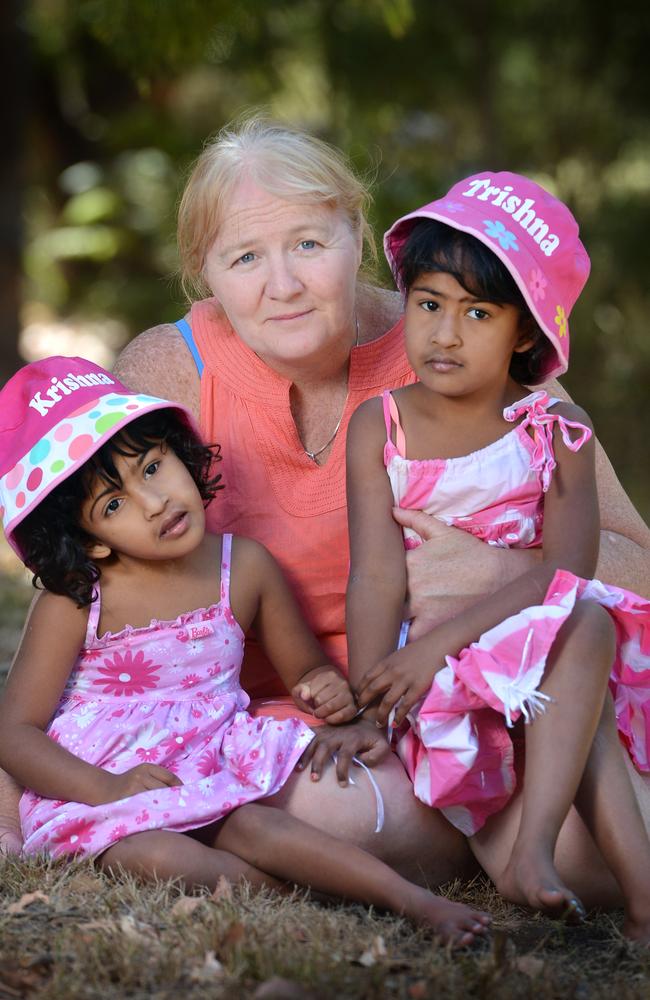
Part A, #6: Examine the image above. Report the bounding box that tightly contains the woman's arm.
[358,403,601,725]
[345,399,409,695]
[112,323,201,419]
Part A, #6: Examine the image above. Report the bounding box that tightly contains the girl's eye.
[104,497,122,517]
[299,240,316,250]
[419,300,438,313]
[144,461,159,479]
[468,307,490,320]
[235,252,256,266]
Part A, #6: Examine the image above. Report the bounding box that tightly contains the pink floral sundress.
[383,390,650,836]
[20,534,314,858]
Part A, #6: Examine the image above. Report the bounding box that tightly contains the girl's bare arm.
[345,399,409,696]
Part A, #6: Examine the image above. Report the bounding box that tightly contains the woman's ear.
[85,540,112,561]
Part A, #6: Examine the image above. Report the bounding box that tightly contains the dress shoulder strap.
[83,585,102,646]
[175,318,204,377]
[503,390,592,492]
[381,390,407,456]
[220,533,233,605]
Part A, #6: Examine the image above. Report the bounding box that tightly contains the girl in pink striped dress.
[347,171,650,941]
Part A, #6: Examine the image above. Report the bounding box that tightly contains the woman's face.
[202,177,362,374]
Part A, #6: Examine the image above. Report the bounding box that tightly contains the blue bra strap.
[175,318,204,377]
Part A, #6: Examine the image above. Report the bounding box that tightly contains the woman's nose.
[265,254,303,299]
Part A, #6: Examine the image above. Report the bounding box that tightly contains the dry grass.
[1,539,649,998]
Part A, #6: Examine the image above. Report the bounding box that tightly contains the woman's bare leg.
[213,797,489,945]
[477,602,616,916]
[100,829,285,891]
[270,750,478,887]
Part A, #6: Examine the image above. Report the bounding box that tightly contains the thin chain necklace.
[304,318,359,463]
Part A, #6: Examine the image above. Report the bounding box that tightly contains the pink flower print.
[161,727,199,754]
[554,304,567,337]
[81,647,103,662]
[528,268,548,302]
[228,751,259,786]
[135,809,150,825]
[136,746,160,762]
[111,823,128,839]
[202,607,218,620]
[93,650,161,696]
[51,817,96,855]
[180,673,200,689]
[249,749,260,761]
[197,748,222,777]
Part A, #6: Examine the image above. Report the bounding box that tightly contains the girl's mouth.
[425,358,462,373]
[160,512,188,538]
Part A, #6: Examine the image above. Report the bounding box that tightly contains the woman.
[2,117,649,905]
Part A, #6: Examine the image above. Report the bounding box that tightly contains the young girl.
[346,172,650,940]
[0,356,490,945]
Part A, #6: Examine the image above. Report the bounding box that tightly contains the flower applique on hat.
[384,171,591,383]
[0,356,195,557]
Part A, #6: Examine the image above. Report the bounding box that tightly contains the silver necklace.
[304,318,359,463]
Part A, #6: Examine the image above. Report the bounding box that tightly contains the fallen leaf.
[6,891,50,914]
[356,934,388,967]
[211,875,233,902]
[170,896,204,917]
[514,955,545,978]
[253,977,315,999]
[189,950,224,982]
[408,981,428,999]
[221,920,246,950]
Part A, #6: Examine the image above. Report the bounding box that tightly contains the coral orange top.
[190,298,415,702]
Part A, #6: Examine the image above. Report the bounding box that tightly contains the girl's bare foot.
[496,849,586,924]
[400,884,491,947]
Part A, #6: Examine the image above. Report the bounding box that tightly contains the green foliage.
[21,0,650,516]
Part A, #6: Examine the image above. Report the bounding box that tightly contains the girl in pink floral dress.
[0,355,489,946]
[347,172,650,941]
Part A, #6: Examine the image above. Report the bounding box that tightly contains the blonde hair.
[177,113,377,301]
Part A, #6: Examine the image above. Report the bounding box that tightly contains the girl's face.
[404,270,533,399]
[79,442,206,565]
[202,176,362,377]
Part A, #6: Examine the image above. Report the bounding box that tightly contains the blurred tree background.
[4,0,650,519]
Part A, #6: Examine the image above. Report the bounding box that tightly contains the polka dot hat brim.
[0,357,197,559]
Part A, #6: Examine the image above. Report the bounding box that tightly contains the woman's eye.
[144,461,160,478]
[104,497,122,517]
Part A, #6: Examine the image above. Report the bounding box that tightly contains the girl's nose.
[265,254,303,299]
[142,487,168,518]
[433,312,462,347]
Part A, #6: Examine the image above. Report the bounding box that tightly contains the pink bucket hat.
[384,171,591,382]
[0,356,195,558]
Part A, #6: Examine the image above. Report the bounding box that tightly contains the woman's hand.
[295,719,391,786]
[356,638,445,728]
[94,764,182,805]
[395,508,541,639]
[291,665,357,724]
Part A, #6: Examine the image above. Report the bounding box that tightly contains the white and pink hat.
[0,356,194,558]
[384,171,591,382]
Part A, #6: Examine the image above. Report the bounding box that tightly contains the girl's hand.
[95,764,182,804]
[295,719,390,786]
[291,666,357,724]
[356,642,443,728]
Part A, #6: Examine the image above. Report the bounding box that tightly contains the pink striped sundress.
[383,390,650,836]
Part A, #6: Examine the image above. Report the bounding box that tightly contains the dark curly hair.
[14,410,224,608]
[395,218,550,384]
